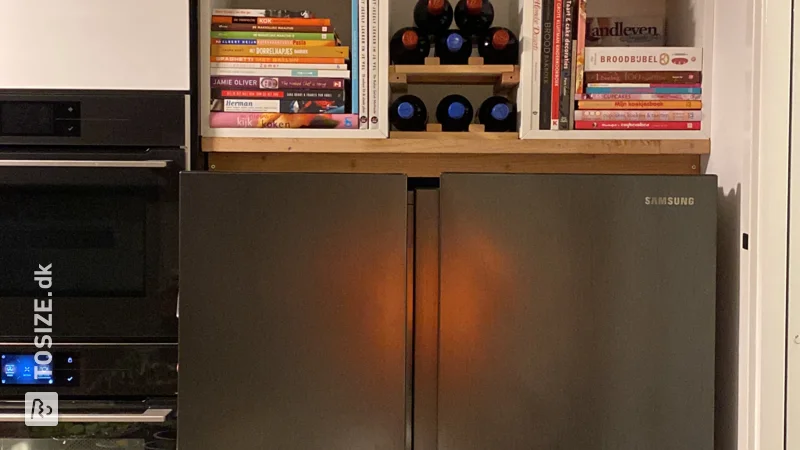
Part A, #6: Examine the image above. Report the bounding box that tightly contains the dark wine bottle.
[413,0,454,35]
[434,30,472,64]
[390,27,431,65]
[477,27,519,64]
[390,95,428,131]
[477,96,516,132]
[454,0,494,37]
[436,94,473,131]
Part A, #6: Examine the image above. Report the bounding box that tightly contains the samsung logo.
[644,196,695,206]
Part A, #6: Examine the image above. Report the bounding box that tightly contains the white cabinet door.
[0,0,190,90]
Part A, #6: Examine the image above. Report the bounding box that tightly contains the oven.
[0,92,185,343]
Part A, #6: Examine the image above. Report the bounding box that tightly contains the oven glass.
[0,187,149,297]
[0,417,176,449]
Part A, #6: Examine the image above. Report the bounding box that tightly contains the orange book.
[576,100,702,110]
[211,56,346,64]
[212,16,331,26]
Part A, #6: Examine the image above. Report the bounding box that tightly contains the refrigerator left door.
[179,173,408,450]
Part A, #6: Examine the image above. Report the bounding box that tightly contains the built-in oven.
[0,92,185,343]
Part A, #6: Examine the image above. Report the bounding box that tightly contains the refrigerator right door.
[438,174,717,450]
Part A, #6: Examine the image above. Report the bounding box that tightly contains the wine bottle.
[390,27,431,65]
[390,95,428,131]
[477,96,516,132]
[454,0,494,36]
[477,27,519,64]
[434,30,472,64]
[413,0,454,35]
[436,94,473,131]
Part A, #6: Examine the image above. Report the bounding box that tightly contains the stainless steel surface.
[438,174,717,450]
[405,192,415,450]
[0,343,178,346]
[179,173,408,450]
[0,408,171,423]
[0,160,169,168]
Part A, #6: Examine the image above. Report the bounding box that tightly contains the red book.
[574,121,701,130]
[551,0,563,129]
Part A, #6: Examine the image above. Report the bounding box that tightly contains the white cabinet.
[0,0,190,90]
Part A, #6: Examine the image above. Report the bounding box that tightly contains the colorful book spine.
[351,0,360,122]
[211,31,335,40]
[368,0,379,130]
[578,93,701,100]
[587,83,702,88]
[211,67,350,78]
[358,0,369,128]
[210,45,349,58]
[212,9,266,17]
[574,120,701,130]
[539,0,554,129]
[212,24,333,32]
[574,110,702,121]
[585,71,701,83]
[558,0,574,129]
[574,0,587,94]
[531,0,542,124]
[211,56,346,64]
[584,87,702,94]
[551,0,563,129]
[209,113,359,129]
[210,62,349,70]
[211,98,346,113]
[212,39,335,47]
[584,47,703,71]
[212,17,331,26]
[211,76,345,90]
[211,89,345,101]
[577,100,702,109]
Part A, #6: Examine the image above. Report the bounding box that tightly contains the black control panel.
[0,101,80,137]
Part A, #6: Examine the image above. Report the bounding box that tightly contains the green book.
[210,31,335,40]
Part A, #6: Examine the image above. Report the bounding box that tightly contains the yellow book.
[210,45,349,58]
[576,100,702,110]
[211,38,335,47]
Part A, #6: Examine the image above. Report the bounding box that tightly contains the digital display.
[1,353,79,386]
[0,102,55,136]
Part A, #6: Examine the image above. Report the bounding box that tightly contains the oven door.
[0,148,182,343]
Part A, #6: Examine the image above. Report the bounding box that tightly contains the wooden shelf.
[389,60,520,91]
[202,137,710,155]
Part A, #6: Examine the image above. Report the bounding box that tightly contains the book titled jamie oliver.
[209,112,359,129]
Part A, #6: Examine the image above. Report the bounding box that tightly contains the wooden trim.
[208,152,702,177]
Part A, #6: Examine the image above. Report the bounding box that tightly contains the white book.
[368,0,379,130]
[584,47,703,72]
[210,62,349,70]
[210,68,351,79]
[531,0,543,125]
[358,0,369,129]
[212,9,266,17]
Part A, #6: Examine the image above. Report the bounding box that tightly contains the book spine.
[212,9,266,17]
[577,93,701,100]
[531,0,542,125]
[584,47,703,71]
[351,0,359,119]
[574,120,701,130]
[359,0,369,128]
[212,24,333,32]
[558,0,574,129]
[210,62,349,70]
[575,110,702,121]
[585,71,701,83]
[210,112,359,129]
[212,89,345,101]
[539,0,554,129]
[368,0,379,129]
[569,39,577,129]
[212,39,335,47]
[211,31,335,40]
[577,100,702,109]
[574,0,587,94]
[210,45,349,58]
[211,68,351,78]
[211,56,346,64]
[213,16,331,26]
[585,87,702,94]
[587,83,702,88]
[550,0,563,129]
[212,98,346,113]
[211,76,346,90]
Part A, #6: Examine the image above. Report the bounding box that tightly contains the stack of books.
[208,8,360,129]
[574,47,703,131]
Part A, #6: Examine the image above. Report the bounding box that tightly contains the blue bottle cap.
[446,33,464,52]
[397,101,415,119]
[491,103,510,120]
[448,102,466,119]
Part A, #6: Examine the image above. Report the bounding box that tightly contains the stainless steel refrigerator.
[179,173,716,450]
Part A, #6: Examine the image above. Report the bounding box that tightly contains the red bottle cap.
[466,0,482,14]
[428,0,445,14]
[492,29,510,49]
[402,29,419,49]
